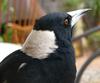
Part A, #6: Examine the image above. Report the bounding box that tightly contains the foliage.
[0,23,6,42]
[88,31,100,50]
[0,0,8,42]
[92,0,100,23]
[85,0,100,25]
[1,0,7,13]
[89,32,100,41]
[0,36,4,42]
[1,0,8,22]
[0,23,6,35]
[63,0,83,11]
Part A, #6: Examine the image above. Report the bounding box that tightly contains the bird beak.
[67,9,91,27]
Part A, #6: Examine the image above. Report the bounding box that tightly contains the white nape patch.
[21,30,58,59]
[18,63,27,70]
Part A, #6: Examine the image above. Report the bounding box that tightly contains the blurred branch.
[72,26,100,41]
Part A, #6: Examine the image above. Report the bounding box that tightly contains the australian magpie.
[0,9,89,83]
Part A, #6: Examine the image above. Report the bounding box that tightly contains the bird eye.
[64,19,68,27]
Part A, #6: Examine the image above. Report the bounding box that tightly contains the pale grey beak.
[67,9,91,27]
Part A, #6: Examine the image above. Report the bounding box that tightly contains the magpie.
[0,9,89,83]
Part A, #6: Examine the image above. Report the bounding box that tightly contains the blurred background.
[0,0,100,83]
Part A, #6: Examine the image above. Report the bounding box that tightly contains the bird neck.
[56,38,73,53]
[21,30,58,59]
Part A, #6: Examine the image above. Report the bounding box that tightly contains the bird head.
[22,9,90,59]
[34,9,90,42]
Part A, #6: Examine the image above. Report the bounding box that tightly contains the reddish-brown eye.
[64,19,68,26]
